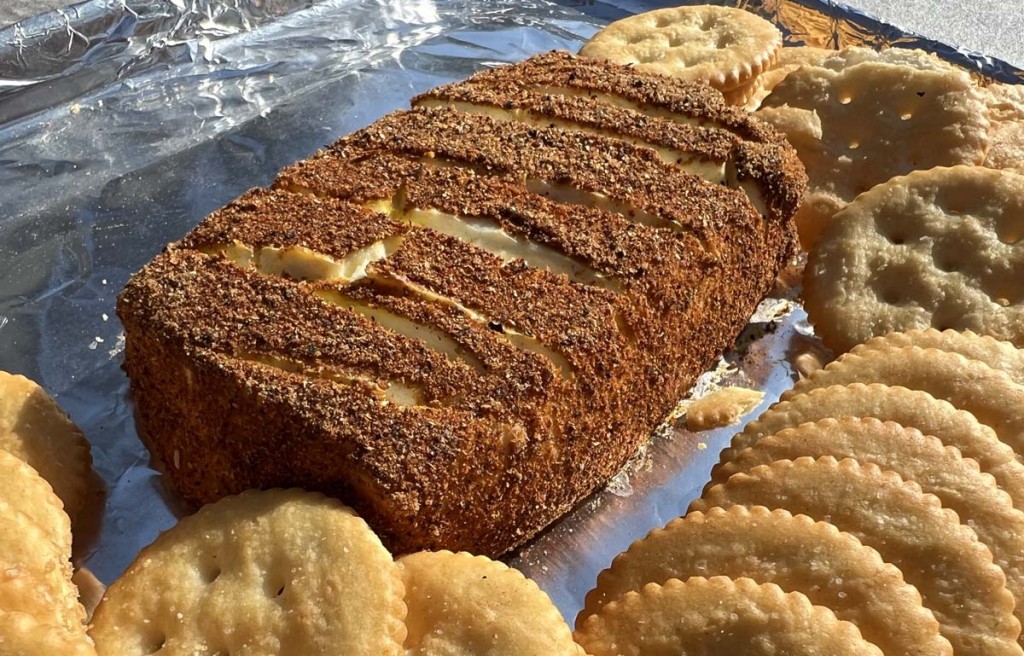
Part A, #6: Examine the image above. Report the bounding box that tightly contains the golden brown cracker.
[804,167,1024,351]
[760,61,988,249]
[0,609,95,656]
[579,6,781,92]
[0,449,71,557]
[821,46,960,73]
[982,82,1024,171]
[0,371,92,521]
[399,551,581,656]
[778,46,836,68]
[716,416,1024,635]
[89,489,406,656]
[580,506,949,656]
[684,387,764,431]
[0,514,81,633]
[784,347,1024,461]
[855,329,1024,384]
[722,77,763,107]
[576,576,885,656]
[693,457,1020,656]
[720,383,1024,510]
[0,563,85,635]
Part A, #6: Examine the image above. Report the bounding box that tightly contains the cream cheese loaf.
[117,51,805,556]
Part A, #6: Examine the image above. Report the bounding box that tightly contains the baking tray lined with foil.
[0,0,1018,622]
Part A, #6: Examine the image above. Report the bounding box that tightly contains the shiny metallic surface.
[0,0,1017,625]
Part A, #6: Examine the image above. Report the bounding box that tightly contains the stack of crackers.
[576,328,1024,656]
[0,372,95,653]
[571,5,1024,655]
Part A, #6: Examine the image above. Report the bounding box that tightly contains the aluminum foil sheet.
[0,0,1020,626]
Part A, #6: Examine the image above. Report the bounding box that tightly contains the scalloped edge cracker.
[580,5,781,92]
[580,506,949,656]
[89,489,406,656]
[400,550,581,656]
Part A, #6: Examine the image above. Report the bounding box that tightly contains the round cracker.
[89,489,406,656]
[0,609,95,656]
[577,576,884,656]
[719,383,1024,510]
[716,417,1024,637]
[580,506,949,656]
[0,448,71,557]
[760,61,988,250]
[805,167,1024,351]
[784,347,1024,462]
[399,551,580,656]
[0,371,92,521]
[693,457,1020,656]
[579,6,781,92]
[855,329,1024,384]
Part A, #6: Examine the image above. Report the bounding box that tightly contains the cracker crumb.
[685,386,765,431]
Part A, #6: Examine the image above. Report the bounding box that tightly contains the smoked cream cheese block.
[117,52,805,557]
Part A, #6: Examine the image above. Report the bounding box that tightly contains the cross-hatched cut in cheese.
[370,270,576,381]
[368,194,619,292]
[403,207,619,291]
[243,352,422,406]
[524,179,678,234]
[315,289,486,373]
[207,237,403,284]
[417,98,728,184]
[530,86,704,128]
[258,237,403,283]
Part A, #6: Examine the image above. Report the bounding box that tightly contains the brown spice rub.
[332,107,762,250]
[426,52,806,223]
[415,78,739,163]
[121,324,562,552]
[118,52,802,556]
[454,51,778,142]
[180,188,408,260]
[277,149,713,307]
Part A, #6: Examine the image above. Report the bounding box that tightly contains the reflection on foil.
[1,0,1022,625]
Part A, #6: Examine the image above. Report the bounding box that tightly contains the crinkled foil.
[0,0,1018,625]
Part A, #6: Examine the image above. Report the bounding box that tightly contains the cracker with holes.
[760,57,988,249]
[784,346,1024,460]
[693,457,1021,656]
[855,329,1024,384]
[89,489,407,656]
[580,506,950,656]
[577,577,884,656]
[805,167,1024,352]
[715,416,1024,634]
[718,382,1024,511]
[579,5,781,95]
[0,371,92,521]
[399,550,581,656]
